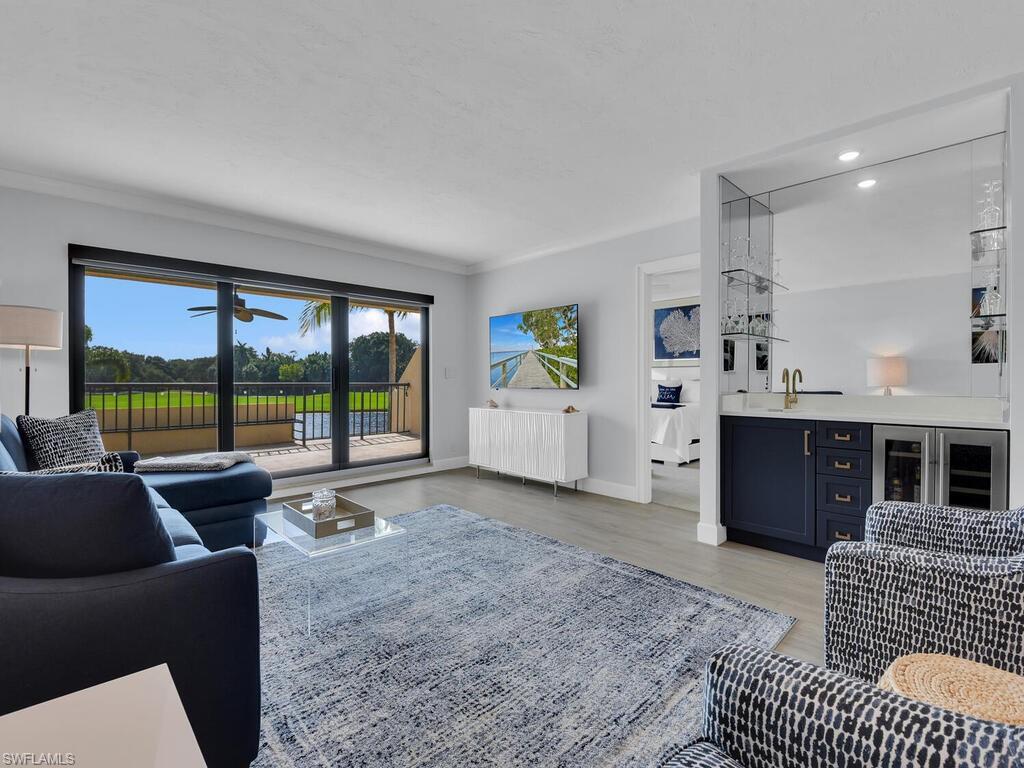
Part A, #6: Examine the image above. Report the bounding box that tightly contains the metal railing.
[85,381,412,449]
[489,350,577,388]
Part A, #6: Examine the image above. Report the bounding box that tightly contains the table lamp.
[866,356,907,396]
[0,305,64,415]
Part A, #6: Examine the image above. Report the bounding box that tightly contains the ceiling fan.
[187,292,288,323]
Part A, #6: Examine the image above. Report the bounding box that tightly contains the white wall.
[773,272,970,396]
[468,219,701,499]
[0,185,471,464]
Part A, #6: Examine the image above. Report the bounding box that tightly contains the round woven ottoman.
[879,653,1024,725]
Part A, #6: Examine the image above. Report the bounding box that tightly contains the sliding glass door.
[72,246,431,478]
[231,285,339,476]
[348,301,424,465]
[82,270,221,457]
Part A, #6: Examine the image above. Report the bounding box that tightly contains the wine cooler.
[872,426,1008,510]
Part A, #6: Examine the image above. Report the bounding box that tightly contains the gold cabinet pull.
[834,432,852,442]
[834,531,852,540]
[803,430,811,456]
[835,493,853,503]
[833,460,852,470]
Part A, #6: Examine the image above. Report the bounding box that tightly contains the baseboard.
[696,521,727,546]
[580,477,639,502]
[271,455,469,499]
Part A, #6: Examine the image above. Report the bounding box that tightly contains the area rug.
[253,505,794,767]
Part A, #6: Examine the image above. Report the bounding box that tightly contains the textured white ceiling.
[2,2,1024,270]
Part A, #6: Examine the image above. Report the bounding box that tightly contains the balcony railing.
[85,381,412,450]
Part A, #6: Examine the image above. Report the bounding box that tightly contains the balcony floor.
[248,433,422,473]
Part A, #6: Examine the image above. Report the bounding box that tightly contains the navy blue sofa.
[0,472,260,767]
[0,415,272,551]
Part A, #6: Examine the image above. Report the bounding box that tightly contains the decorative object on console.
[865,356,907,396]
[0,305,63,416]
[654,303,700,361]
[562,405,578,414]
[16,410,105,470]
[486,399,498,408]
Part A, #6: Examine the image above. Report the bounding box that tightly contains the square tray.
[282,495,376,539]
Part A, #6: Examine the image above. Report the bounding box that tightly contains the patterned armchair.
[825,500,1024,683]
[663,643,1023,767]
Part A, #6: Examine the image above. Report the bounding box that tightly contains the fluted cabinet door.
[469,408,587,483]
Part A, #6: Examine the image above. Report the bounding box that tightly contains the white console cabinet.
[469,407,588,495]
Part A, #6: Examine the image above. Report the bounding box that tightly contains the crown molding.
[466,214,699,275]
[0,166,472,276]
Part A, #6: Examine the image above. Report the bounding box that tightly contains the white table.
[0,664,206,768]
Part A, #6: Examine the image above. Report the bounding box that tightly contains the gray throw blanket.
[134,451,253,473]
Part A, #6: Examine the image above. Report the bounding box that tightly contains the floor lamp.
[0,305,63,416]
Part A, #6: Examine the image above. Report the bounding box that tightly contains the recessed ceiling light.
[838,150,861,162]
[857,179,876,189]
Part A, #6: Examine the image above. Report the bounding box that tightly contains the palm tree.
[299,301,409,382]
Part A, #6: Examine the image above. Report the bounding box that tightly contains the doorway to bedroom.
[646,267,701,512]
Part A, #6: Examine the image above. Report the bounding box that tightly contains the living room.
[1,4,1023,767]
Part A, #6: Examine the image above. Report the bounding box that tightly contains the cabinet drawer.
[816,447,871,479]
[816,511,865,548]
[817,421,871,451]
[817,476,871,515]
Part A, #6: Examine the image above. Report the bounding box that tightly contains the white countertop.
[720,393,1009,431]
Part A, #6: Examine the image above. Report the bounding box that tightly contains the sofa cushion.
[0,473,176,578]
[16,410,106,470]
[158,508,204,547]
[0,452,124,476]
[147,487,171,509]
[140,462,272,512]
[0,415,29,471]
[173,543,213,561]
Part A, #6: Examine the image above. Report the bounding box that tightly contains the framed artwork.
[755,342,769,372]
[722,339,735,373]
[654,300,700,362]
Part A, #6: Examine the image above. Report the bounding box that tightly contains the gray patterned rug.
[253,505,793,767]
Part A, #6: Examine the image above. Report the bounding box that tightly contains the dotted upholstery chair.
[662,643,1024,767]
[824,500,1024,683]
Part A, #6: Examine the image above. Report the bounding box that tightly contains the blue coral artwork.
[654,303,700,361]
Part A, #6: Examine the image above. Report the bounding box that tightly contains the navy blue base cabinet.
[721,416,872,562]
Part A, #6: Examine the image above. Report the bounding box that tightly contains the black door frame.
[69,246,431,477]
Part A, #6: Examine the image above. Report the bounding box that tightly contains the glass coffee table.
[252,500,405,635]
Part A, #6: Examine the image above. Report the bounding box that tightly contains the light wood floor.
[275,467,825,664]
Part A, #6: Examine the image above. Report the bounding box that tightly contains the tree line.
[85,330,417,384]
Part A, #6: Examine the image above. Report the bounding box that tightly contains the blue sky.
[86,276,420,358]
[489,312,538,353]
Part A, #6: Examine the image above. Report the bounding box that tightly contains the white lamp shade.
[0,305,63,350]
[866,356,907,389]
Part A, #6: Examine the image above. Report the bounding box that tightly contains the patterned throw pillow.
[0,451,124,476]
[16,410,106,470]
[656,384,682,404]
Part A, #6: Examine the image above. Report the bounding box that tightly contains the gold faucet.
[782,367,803,409]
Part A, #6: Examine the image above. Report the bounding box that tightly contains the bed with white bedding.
[650,375,700,464]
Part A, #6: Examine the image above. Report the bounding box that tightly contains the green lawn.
[85,390,389,412]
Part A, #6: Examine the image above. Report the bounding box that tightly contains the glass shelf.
[721,268,789,294]
[721,332,789,344]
